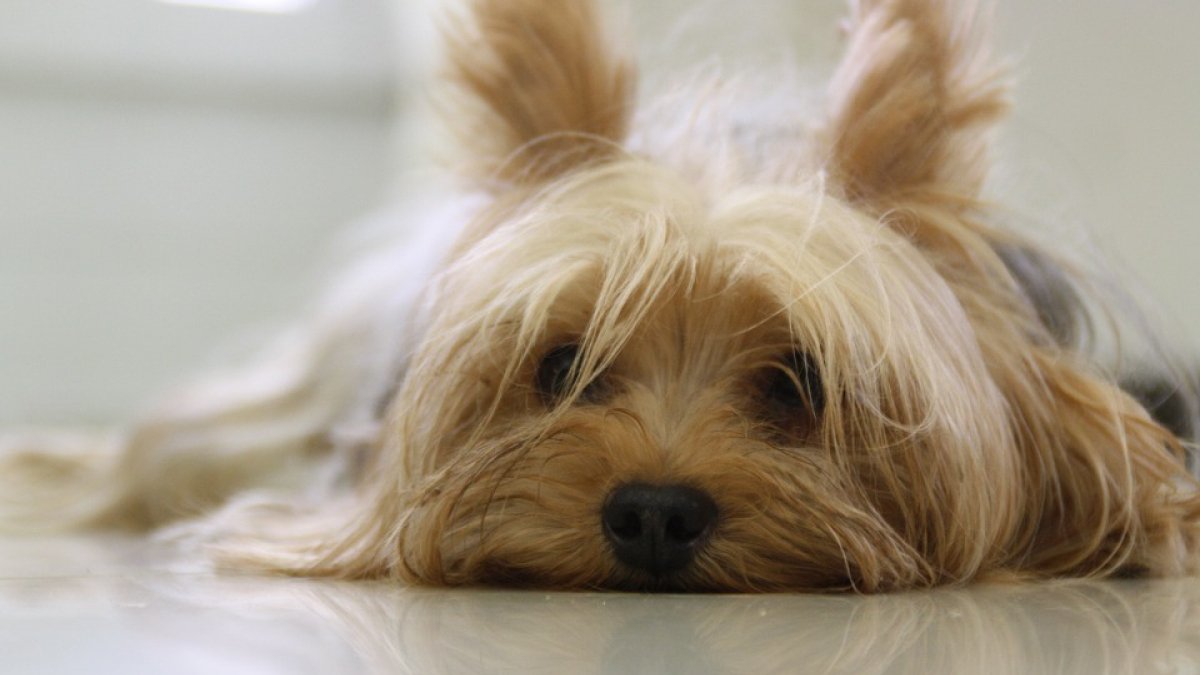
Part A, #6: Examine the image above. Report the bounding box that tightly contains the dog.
[3,0,1199,592]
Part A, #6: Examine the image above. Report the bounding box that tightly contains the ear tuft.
[442,0,636,189]
[820,0,1010,204]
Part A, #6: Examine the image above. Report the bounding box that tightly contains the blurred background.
[1,0,1197,425]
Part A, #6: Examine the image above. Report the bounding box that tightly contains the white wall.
[1000,1,1200,352]
[2,0,1197,425]
[0,0,403,423]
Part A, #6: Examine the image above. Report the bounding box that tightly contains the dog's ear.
[442,0,636,189]
[819,0,1008,204]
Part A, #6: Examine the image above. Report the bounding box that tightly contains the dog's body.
[3,0,1199,592]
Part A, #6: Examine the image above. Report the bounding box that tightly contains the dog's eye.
[536,343,606,405]
[762,350,825,428]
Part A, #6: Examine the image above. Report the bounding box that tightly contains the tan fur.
[442,0,636,188]
[2,0,1197,592]
[820,0,1010,204]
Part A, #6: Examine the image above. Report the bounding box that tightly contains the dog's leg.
[0,329,367,531]
[0,214,442,533]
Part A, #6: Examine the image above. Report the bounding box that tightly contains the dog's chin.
[474,562,698,593]
[470,552,857,593]
[607,566,854,594]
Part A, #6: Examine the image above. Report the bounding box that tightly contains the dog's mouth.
[607,573,711,593]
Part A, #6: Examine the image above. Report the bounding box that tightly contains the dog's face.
[320,0,1198,591]
[384,166,1022,591]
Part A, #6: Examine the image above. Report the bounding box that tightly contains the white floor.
[1,534,1198,675]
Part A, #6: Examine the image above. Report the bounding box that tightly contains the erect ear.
[818,0,1009,204]
[442,0,636,189]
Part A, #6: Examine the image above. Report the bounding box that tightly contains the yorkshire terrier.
[3,0,1199,592]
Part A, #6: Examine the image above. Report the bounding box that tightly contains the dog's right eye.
[536,343,606,405]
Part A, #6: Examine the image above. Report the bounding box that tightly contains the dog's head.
[323,0,1198,591]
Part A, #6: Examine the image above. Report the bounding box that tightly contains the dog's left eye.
[762,350,825,429]
[535,343,606,405]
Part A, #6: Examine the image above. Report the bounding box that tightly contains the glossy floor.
[3,536,1199,674]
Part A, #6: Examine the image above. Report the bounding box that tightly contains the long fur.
[2,0,1198,592]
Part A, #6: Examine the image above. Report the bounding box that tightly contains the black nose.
[601,483,718,577]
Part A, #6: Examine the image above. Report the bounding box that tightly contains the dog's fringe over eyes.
[2,0,1199,592]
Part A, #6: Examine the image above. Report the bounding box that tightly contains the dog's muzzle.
[601,483,718,577]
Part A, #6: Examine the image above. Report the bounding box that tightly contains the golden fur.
[2,0,1198,592]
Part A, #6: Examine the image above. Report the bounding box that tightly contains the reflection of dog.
[130,577,1200,675]
[4,0,1199,591]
